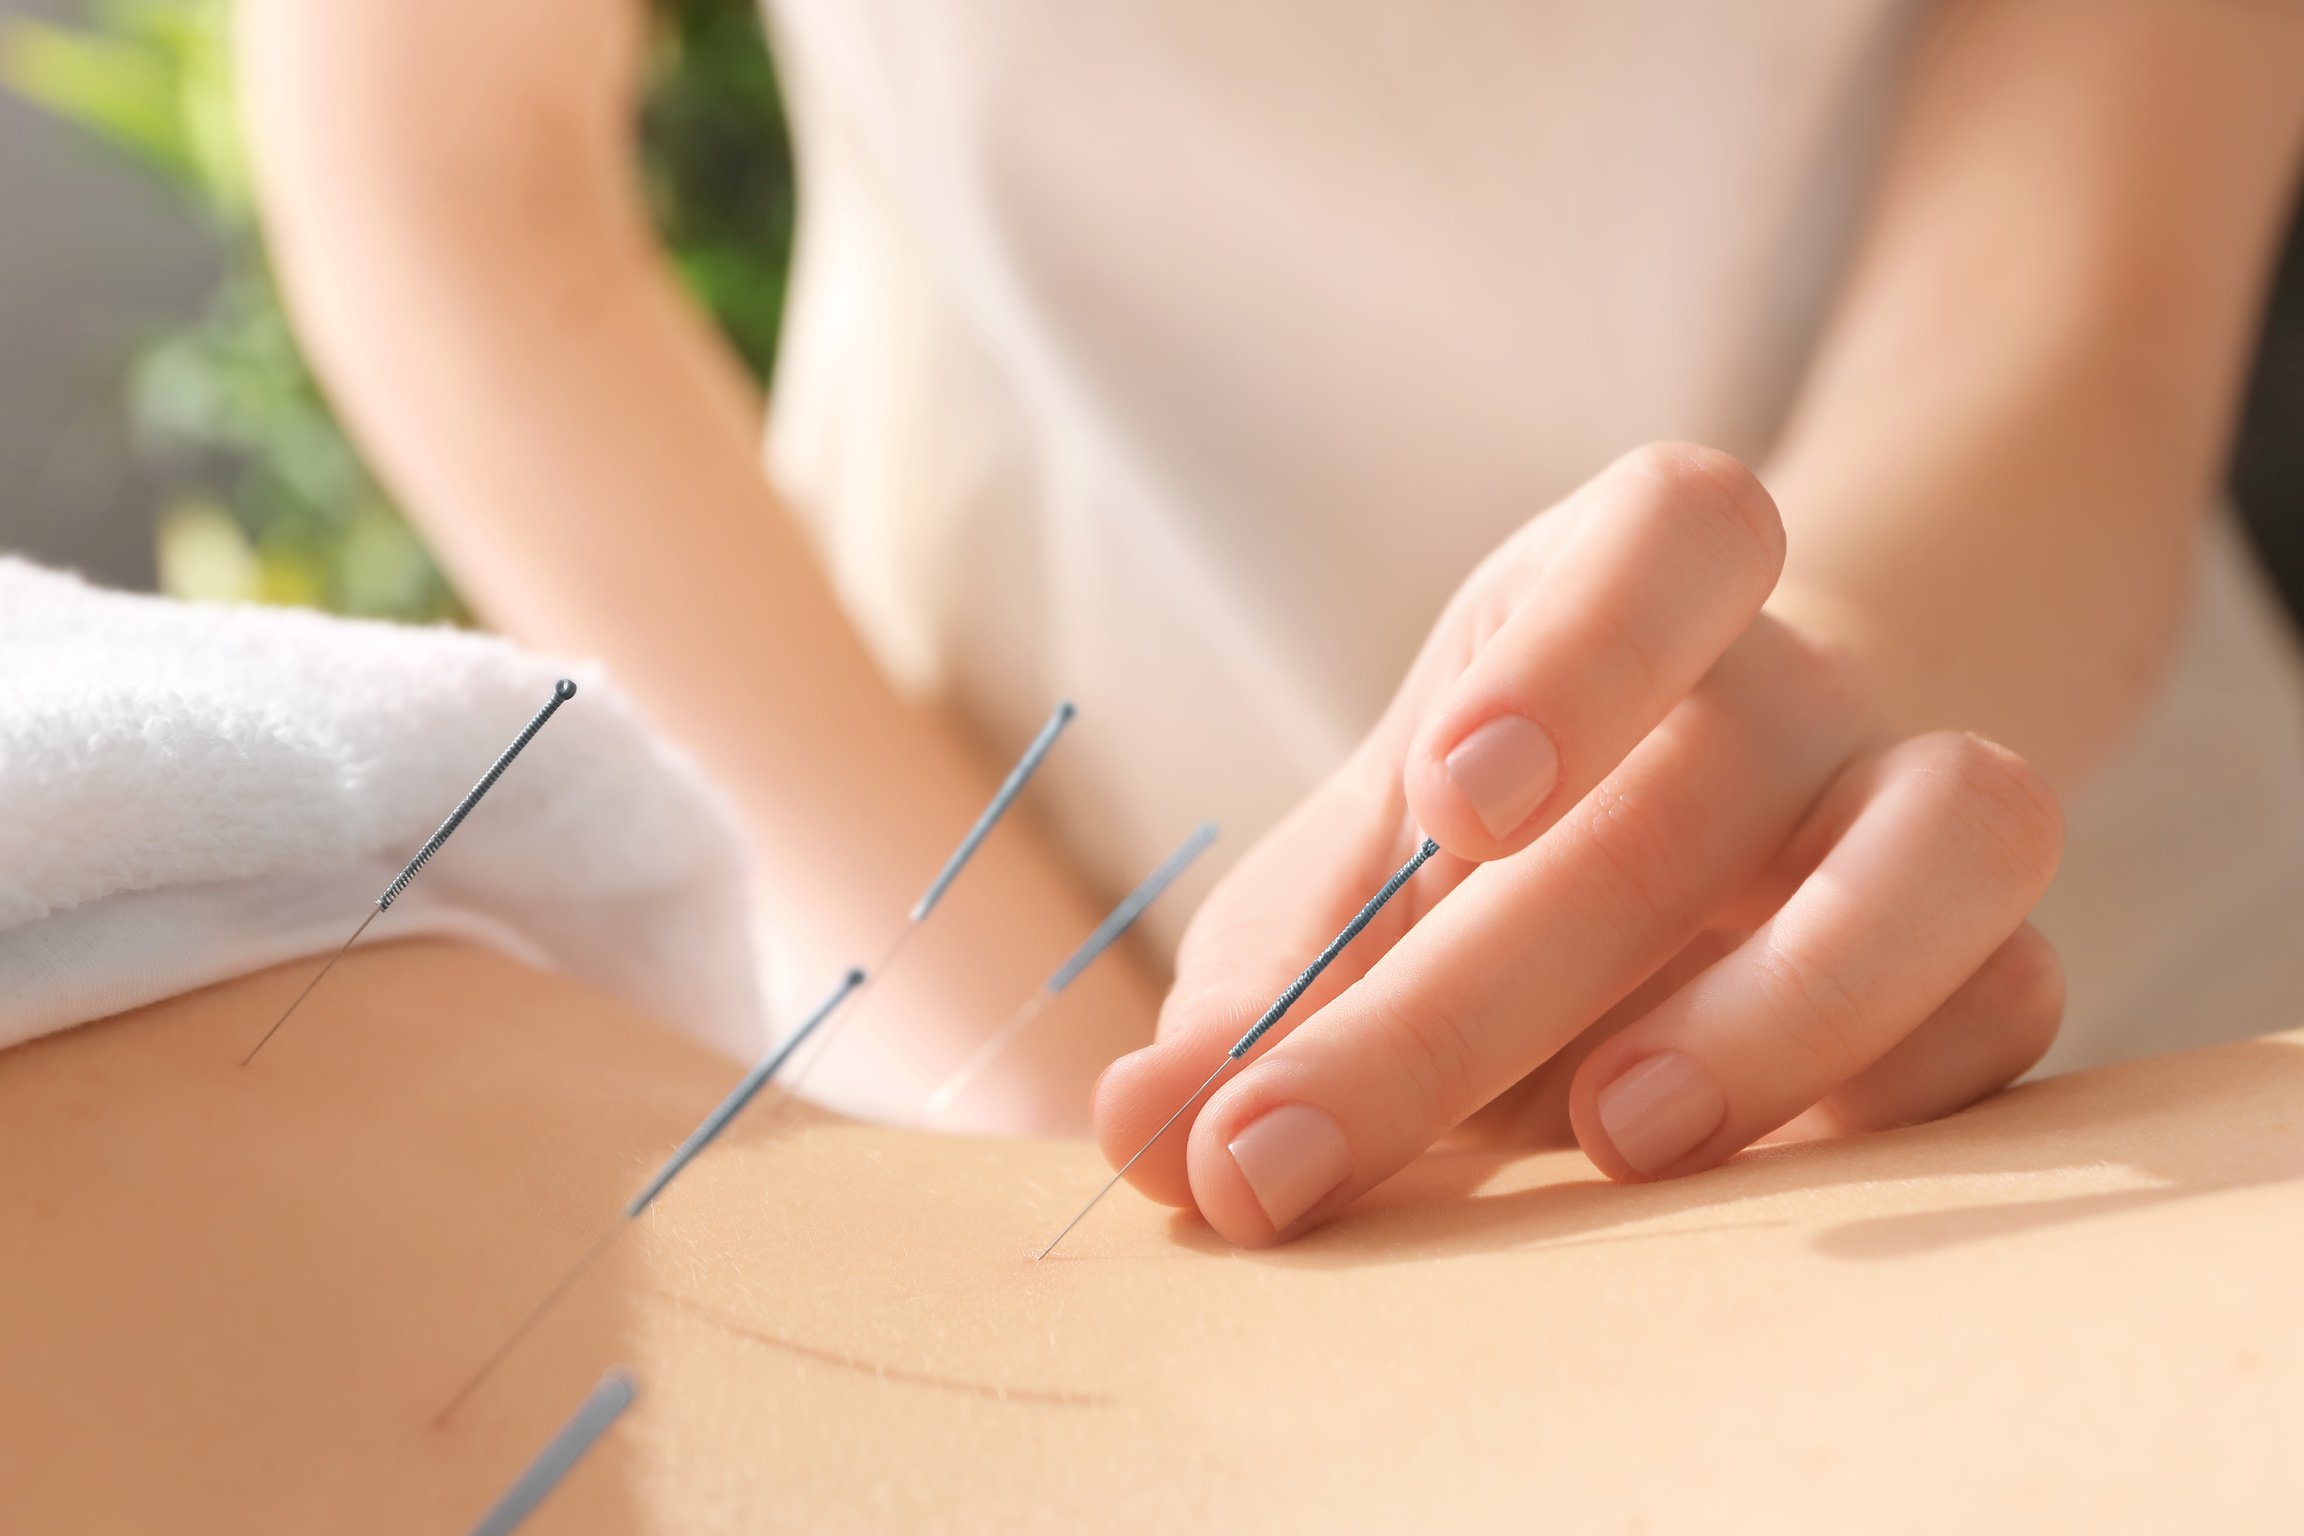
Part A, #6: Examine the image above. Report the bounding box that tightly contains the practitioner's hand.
[1093,444,2066,1246]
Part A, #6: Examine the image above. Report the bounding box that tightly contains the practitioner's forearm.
[239,0,1162,1098]
[1759,0,2304,789]
[1762,346,2216,793]
[242,0,902,936]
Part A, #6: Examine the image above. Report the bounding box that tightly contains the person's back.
[6,936,2299,1531]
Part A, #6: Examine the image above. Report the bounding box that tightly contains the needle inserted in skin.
[241,678,579,1065]
[1036,836,1441,1260]
[441,699,1075,1420]
[624,967,867,1218]
[920,820,1218,1126]
[435,968,866,1423]
[240,908,379,1066]
[467,1368,636,1536]
[767,699,1079,1113]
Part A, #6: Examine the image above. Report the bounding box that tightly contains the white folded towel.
[0,557,767,1059]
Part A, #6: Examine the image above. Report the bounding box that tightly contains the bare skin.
[234,0,1162,1132]
[1104,0,2304,1237]
[2,939,2299,1531]
[238,0,2304,1226]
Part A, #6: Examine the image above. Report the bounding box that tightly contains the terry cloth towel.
[0,558,767,1059]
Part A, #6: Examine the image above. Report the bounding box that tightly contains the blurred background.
[0,0,792,619]
[0,0,2300,632]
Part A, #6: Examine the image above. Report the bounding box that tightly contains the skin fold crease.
[4,940,2301,1531]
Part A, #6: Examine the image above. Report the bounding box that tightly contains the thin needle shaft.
[756,922,914,1120]
[770,699,1082,1112]
[238,907,377,1066]
[467,1368,637,1536]
[436,1223,626,1428]
[623,968,866,1218]
[242,678,579,1064]
[435,968,866,1422]
[916,987,1052,1127]
[922,820,1218,1125]
[1036,1054,1230,1260]
[1037,836,1441,1259]
[448,701,1080,1414]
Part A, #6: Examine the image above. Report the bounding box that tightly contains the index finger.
[1404,443,1784,861]
[1094,445,1785,1206]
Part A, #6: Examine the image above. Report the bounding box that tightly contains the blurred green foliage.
[0,0,795,620]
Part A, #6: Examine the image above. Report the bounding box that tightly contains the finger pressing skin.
[1770,922,2064,1142]
[1178,638,1853,1246]
[1093,757,1457,1206]
[1089,489,1537,1203]
[1405,443,1785,862]
[1570,732,2064,1183]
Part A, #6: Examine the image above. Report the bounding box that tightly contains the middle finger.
[1180,619,1860,1244]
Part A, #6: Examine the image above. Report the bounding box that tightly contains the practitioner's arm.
[236,0,1158,1125]
[1763,0,2304,785]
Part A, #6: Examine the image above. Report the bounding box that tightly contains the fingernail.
[1226,1104,1352,1231]
[1596,1051,1726,1175]
[1444,714,1560,840]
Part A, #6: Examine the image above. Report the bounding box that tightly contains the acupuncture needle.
[918,819,1218,1126]
[1036,835,1442,1260]
[435,967,867,1423]
[438,702,1074,1418]
[767,698,1079,1113]
[467,1368,636,1536]
[241,678,578,1065]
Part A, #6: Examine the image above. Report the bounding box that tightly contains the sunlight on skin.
[1,939,2299,1530]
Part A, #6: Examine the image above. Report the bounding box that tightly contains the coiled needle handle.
[1037,837,1440,1259]
[381,678,576,912]
[241,679,578,1065]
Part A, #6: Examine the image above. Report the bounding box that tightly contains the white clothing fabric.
[759,0,2304,1070]
[0,559,766,1059]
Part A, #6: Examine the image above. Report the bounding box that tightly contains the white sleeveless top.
[759,0,2304,1072]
